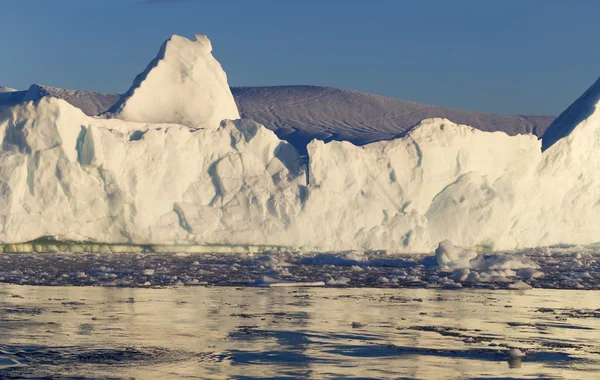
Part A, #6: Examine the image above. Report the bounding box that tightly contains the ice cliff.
[0,33,599,253]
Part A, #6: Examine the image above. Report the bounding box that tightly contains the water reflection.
[0,285,598,379]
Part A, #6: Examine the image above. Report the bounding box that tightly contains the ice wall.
[0,97,303,246]
[298,119,542,251]
[0,33,599,253]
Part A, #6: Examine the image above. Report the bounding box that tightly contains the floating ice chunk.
[326,277,351,286]
[470,252,538,271]
[507,280,532,290]
[517,268,544,280]
[299,252,366,266]
[344,250,367,262]
[435,240,478,269]
[453,268,470,282]
[434,240,539,271]
[442,281,463,289]
[254,276,324,287]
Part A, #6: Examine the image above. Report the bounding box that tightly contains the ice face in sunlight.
[107,34,240,128]
[0,33,600,253]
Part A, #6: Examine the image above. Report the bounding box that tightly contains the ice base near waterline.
[0,239,289,254]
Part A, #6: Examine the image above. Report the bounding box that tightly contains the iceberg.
[0,33,599,253]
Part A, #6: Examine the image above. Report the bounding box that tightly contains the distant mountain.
[22,85,120,117]
[0,83,555,153]
[232,86,555,153]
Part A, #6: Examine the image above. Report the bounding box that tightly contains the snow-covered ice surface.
[0,33,599,253]
[0,284,599,379]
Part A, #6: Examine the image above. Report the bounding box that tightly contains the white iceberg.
[0,33,599,253]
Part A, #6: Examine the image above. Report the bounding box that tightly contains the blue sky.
[2,0,599,116]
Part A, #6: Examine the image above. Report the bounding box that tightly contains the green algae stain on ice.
[0,237,290,254]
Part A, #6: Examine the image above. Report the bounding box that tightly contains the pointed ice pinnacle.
[541,76,600,150]
[108,34,240,128]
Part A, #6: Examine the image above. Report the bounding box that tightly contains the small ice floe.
[507,280,532,290]
[435,240,478,269]
[183,279,207,286]
[434,240,538,271]
[377,276,390,284]
[442,281,462,289]
[516,268,545,280]
[254,276,324,287]
[326,277,351,286]
[299,250,367,266]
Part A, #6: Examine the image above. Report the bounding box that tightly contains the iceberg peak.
[107,33,239,128]
[541,76,600,150]
[193,34,212,51]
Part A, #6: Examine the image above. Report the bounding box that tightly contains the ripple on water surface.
[0,285,598,379]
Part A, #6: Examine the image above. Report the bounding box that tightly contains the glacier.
[0,33,599,253]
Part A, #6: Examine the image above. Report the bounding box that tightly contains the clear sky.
[2,0,599,116]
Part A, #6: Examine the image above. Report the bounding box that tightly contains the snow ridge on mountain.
[22,84,119,117]
[232,85,554,152]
